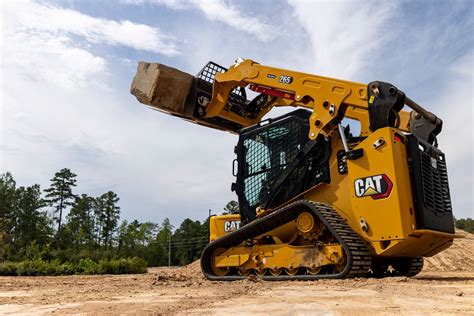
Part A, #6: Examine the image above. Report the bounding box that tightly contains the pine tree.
[0,172,17,259]
[173,218,207,265]
[93,197,104,247]
[118,220,158,259]
[95,191,120,250]
[153,218,173,266]
[66,194,94,248]
[44,168,77,244]
[223,200,239,214]
[14,184,51,257]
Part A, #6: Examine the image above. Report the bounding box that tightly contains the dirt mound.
[423,229,474,272]
[150,268,204,287]
[149,261,206,287]
[181,259,202,275]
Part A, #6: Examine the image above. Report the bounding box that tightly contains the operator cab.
[233,109,331,224]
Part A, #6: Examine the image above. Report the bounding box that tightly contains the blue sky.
[1,0,473,226]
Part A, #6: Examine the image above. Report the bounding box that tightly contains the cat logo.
[224,220,241,233]
[354,174,393,200]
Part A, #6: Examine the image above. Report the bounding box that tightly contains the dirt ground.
[1,230,473,315]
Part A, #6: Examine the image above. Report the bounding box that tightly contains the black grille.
[197,61,244,97]
[197,61,224,84]
[420,148,451,213]
[407,135,454,233]
[194,61,253,123]
[233,110,334,225]
[242,119,306,206]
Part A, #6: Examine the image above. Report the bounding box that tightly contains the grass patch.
[0,257,147,276]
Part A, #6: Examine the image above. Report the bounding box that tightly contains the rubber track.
[406,257,424,277]
[201,200,372,280]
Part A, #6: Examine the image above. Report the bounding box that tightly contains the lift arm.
[203,59,416,140]
[131,58,442,143]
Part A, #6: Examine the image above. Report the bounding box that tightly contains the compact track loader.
[131,58,458,280]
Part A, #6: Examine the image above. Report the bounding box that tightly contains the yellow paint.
[203,59,410,139]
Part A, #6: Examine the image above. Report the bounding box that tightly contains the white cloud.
[435,51,473,217]
[4,30,106,90]
[288,0,396,79]
[123,0,277,42]
[1,0,179,90]
[4,0,179,55]
[123,0,190,10]
[192,0,276,42]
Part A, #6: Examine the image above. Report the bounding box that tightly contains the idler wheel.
[211,248,230,276]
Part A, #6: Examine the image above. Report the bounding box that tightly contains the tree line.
[3,167,470,270]
[0,169,232,267]
[454,218,474,234]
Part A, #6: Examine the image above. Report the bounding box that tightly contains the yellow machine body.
[132,58,457,279]
[210,127,455,264]
[209,213,241,242]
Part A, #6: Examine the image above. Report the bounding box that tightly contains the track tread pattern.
[201,200,372,280]
[405,257,424,277]
[305,201,372,277]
